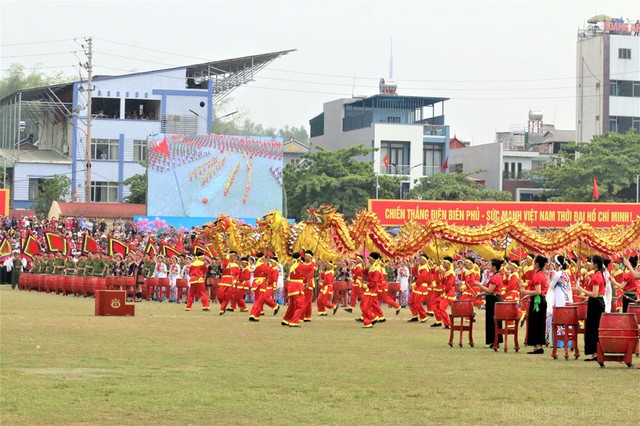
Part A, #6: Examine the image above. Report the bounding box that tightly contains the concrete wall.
[449,142,503,190]
[12,162,72,209]
[609,34,640,120]
[576,35,605,143]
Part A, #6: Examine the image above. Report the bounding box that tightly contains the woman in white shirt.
[398,261,410,307]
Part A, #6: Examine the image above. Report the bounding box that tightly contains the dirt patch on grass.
[21,368,113,380]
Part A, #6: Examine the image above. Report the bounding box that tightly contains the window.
[609,118,618,133]
[387,116,401,123]
[610,81,619,96]
[517,162,523,178]
[634,118,640,134]
[451,163,463,173]
[634,82,640,97]
[422,143,442,176]
[91,97,121,119]
[381,141,410,174]
[124,99,160,120]
[619,48,631,59]
[133,139,148,162]
[289,158,300,166]
[504,162,509,173]
[91,139,119,161]
[28,178,45,201]
[91,181,118,203]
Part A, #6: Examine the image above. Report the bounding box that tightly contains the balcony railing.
[423,124,447,137]
[379,164,443,176]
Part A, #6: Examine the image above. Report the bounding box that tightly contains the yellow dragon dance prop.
[196,205,640,260]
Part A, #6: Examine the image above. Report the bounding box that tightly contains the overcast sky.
[1,0,638,144]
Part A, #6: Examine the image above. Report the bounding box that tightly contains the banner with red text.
[368,200,640,228]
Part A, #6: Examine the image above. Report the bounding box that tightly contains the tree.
[34,175,71,216]
[407,171,513,201]
[123,174,147,204]
[0,63,70,98]
[540,131,640,202]
[284,145,399,221]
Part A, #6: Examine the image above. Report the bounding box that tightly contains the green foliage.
[407,171,513,201]
[123,174,146,204]
[34,175,71,216]
[540,131,640,202]
[284,145,399,220]
[0,63,71,98]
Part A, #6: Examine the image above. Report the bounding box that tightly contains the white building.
[576,20,640,143]
[0,50,293,209]
[309,90,450,197]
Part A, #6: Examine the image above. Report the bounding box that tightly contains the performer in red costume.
[361,252,385,328]
[344,256,363,313]
[185,255,211,311]
[282,253,312,327]
[317,260,339,316]
[249,253,280,321]
[301,250,316,322]
[408,254,430,323]
[431,257,455,328]
[218,251,240,315]
[231,256,250,312]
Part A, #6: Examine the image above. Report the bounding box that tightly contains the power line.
[94,37,211,62]
[0,50,81,59]
[93,51,180,67]
[0,38,75,47]
[262,67,640,84]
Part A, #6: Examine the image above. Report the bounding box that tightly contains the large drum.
[597,313,638,367]
[451,300,474,317]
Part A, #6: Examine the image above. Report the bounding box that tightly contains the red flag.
[145,240,157,257]
[176,232,184,252]
[153,137,170,158]
[382,154,389,171]
[82,234,101,254]
[21,233,42,261]
[108,237,130,258]
[593,176,599,201]
[43,231,70,257]
[440,157,449,172]
[160,242,182,259]
[0,236,12,261]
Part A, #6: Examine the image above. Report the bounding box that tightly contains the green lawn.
[1,287,638,425]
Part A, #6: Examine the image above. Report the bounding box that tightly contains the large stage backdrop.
[147,134,283,218]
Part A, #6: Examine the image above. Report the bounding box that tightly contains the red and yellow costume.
[185,257,210,310]
[282,256,312,326]
[218,256,240,313]
[231,262,250,312]
[362,257,384,327]
[249,257,278,320]
[432,262,455,327]
[408,259,430,322]
[317,264,336,315]
[348,261,363,309]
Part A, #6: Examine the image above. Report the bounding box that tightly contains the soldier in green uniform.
[84,252,95,276]
[92,253,107,277]
[76,254,87,277]
[44,253,56,274]
[65,255,77,275]
[53,252,66,275]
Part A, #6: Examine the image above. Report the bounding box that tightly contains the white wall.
[449,143,503,190]
[373,123,424,184]
[609,34,640,119]
[576,35,605,143]
[13,162,72,205]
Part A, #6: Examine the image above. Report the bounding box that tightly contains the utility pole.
[84,37,93,203]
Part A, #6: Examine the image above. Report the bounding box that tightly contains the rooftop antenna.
[389,37,394,79]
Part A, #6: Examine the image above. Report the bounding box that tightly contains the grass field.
[1,286,638,425]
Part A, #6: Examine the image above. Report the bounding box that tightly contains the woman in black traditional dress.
[574,255,606,361]
[522,255,549,354]
[478,259,505,348]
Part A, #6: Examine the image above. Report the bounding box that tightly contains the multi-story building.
[309,82,450,197]
[576,19,640,143]
[0,50,293,209]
